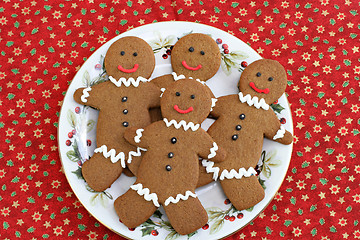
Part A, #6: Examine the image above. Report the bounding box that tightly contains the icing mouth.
[174,105,194,114]
[249,82,270,94]
[117,64,139,73]
[182,60,202,71]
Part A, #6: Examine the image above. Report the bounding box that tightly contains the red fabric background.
[1,0,359,239]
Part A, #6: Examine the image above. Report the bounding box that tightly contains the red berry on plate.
[237,213,244,219]
[273,100,278,104]
[222,44,228,49]
[280,118,286,124]
[68,132,73,138]
[166,49,172,55]
[66,140,71,146]
[87,139,92,146]
[241,61,248,68]
[229,216,235,222]
[162,54,168,59]
[225,215,230,220]
[72,129,76,135]
[128,227,135,231]
[224,49,230,54]
[202,224,209,230]
[151,230,158,236]
[224,199,231,205]
[75,107,80,114]
[95,64,102,70]
[77,161,82,166]
[216,38,222,44]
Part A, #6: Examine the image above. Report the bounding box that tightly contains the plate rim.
[58,20,294,240]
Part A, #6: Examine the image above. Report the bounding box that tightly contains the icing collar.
[238,92,269,110]
[109,76,149,87]
[163,118,200,131]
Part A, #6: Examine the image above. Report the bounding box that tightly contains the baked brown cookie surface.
[114,78,226,235]
[198,59,293,210]
[171,33,221,81]
[73,36,160,192]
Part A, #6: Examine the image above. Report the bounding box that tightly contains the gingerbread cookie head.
[171,33,221,81]
[238,59,287,104]
[104,36,155,79]
[160,78,213,124]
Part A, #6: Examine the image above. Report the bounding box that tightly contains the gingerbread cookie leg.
[81,153,123,192]
[163,196,208,235]
[114,183,157,228]
[220,176,265,211]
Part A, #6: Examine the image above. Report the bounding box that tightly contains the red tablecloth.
[1,0,359,239]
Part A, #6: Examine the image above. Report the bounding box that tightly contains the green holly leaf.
[141,226,155,237]
[270,103,285,114]
[72,167,84,180]
[120,19,127,26]
[153,210,163,219]
[231,2,239,8]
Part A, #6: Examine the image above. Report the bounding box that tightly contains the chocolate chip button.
[122,96,128,102]
[166,165,172,171]
[171,137,177,144]
[235,125,242,130]
[122,122,129,127]
[256,72,261,77]
[168,152,174,158]
[239,114,245,120]
[232,134,238,140]
[123,109,128,114]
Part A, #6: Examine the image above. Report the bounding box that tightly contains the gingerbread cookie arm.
[264,111,293,145]
[73,82,107,109]
[196,129,226,162]
[124,127,150,149]
[145,82,162,109]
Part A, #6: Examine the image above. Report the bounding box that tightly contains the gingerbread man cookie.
[114,78,226,235]
[198,59,293,210]
[73,36,161,192]
[149,33,221,122]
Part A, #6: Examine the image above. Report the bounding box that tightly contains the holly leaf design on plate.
[141,226,155,237]
[82,70,91,87]
[87,119,96,133]
[210,218,225,234]
[261,150,281,178]
[71,167,83,180]
[153,209,163,219]
[270,103,285,114]
[221,50,249,76]
[67,109,77,128]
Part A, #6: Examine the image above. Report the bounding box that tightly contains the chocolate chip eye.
[176,92,180,96]
[120,51,125,56]
[189,47,194,52]
[256,72,261,77]
[133,52,138,56]
[268,77,273,81]
[191,95,195,99]
[200,50,205,55]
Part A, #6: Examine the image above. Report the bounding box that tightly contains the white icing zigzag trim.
[208,142,218,159]
[210,98,217,112]
[94,145,126,168]
[134,129,144,143]
[94,145,147,167]
[130,183,160,207]
[202,160,256,181]
[163,118,200,131]
[81,87,92,103]
[172,72,185,81]
[127,147,147,164]
[273,125,285,140]
[238,92,269,110]
[201,160,220,180]
[195,78,206,85]
[109,76,149,87]
[219,167,257,180]
[164,191,197,206]
[160,88,166,98]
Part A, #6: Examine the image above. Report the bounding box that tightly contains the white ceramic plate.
[58,21,293,240]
